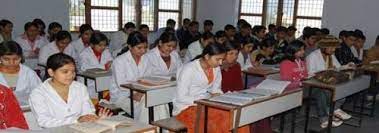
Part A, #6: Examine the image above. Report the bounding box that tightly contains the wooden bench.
[152,117,187,133]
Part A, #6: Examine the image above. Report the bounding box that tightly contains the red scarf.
[82,38,89,47]
[22,34,40,51]
[0,84,29,129]
[92,47,102,62]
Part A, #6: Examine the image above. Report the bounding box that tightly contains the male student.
[334,31,362,65]
[109,22,136,52]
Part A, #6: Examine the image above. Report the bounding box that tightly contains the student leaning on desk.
[173,43,250,133]
[29,53,112,128]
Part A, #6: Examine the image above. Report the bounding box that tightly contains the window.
[239,0,324,36]
[69,0,196,32]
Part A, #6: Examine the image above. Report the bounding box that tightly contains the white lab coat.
[173,59,223,115]
[109,31,128,52]
[145,47,183,77]
[71,38,88,54]
[29,78,95,128]
[78,47,113,98]
[15,35,47,69]
[306,49,341,75]
[237,52,253,70]
[185,40,203,62]
[0,64,41,106]
[350,46,363,60]
[38,41,78,65]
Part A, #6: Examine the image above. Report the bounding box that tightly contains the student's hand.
[105,61,112,70]
[78,114,99,122]
[132,92,144,101]
[98,108,113,119]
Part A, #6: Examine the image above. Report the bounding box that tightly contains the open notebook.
[209,92,270,105]
[132,76,176,89]
[246,79,291,96]
[69,116,133,133]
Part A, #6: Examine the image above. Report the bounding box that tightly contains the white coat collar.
[0,64,25,88]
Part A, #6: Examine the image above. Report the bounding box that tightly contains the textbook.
[209,92,270,105]
[132,76,176,89]
[246,79,291,96]
[69,115,133,133]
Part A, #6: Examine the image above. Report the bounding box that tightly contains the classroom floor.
[271,96,379,133]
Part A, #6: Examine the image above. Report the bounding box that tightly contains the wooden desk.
[121,83,176,124]
[242,67,279,89]
[194,88,303,133]
[46,116,157,133]
[77,70,112,99]
[302,75,371,133]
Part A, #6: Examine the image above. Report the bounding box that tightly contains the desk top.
[302,75,370,90]
[195,87,302,110]
[243,67,279,77]
[77,70,112,78]
[121,82,176,93]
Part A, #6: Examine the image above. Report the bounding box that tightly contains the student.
[109,22,136,52]
[363,35,379,65]
[351,33,365,60]
[338,30,347,40]
[39,31,77,66]
[145,31,182,77]
[251,25,267,49]
[181,21,201,50]
[280,40,308,88]
[286,26,297,43]
[32,19,46,41]
[153,19,176,43]
[29,53,112,128]
[174,43,249,133]
[215,30,227,44]
[302,28,318,56]
[0,19,13,43]
[335,31,362,65]
[251,38,276,66]
[0,84,29,129]
[236,19,248,31]
[306,35,351,128]
[221,42,243,92]
[203,20,214,33]
[186,32,215,62]
[78,32,113,98]
[71,24,94,54]
[297,26,311,42]
[235,23,252,44]
[111,31,151,123]
[224,24,237,41]
[267,24,276,38]
[46,22,63,43]
[15,22,47,69]
[320,28,330,37]
[237,39,254,70]
[176,18,191,47]
[0,41,42,106]
[270,26,288,54]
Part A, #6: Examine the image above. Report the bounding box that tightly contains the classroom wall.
[0,0,69,38]
[322,0,379,49]
[196,0,240,32]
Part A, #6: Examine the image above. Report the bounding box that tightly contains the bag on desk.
[69,116,132,133]
[314,70,350,84]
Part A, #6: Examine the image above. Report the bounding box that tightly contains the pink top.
[280,59,308,88]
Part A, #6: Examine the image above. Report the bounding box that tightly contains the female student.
[78,32,113,98]
[237,39,254,70]
[215,30,227,44]
[110,31,151,123]
[185,32,215,62]
[0,84,29,129]
[29,53,112,128]
[280,40,308,89]
[221,42,243,92]
[0,41,42,106]
[32,19,46,42]
[45,22,62,43]
[0,19,13,43]
[251,38,276,66]
[15,22,47,70]
[173,43,249,133]
[39,30,77,65]
[306,35,351,128]
[145,31,183,77]
[72,24,94,54]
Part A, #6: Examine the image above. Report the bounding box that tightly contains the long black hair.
[90,32,109,46]
[191,43,227,61]
[0,41,24,63]
[117,31,147,56]
[79,24,93,37]
[284,40,305,61]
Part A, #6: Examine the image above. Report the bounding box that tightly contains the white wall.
[196,0,240,32]
[322,0,379,49]
[0,0,69,38]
